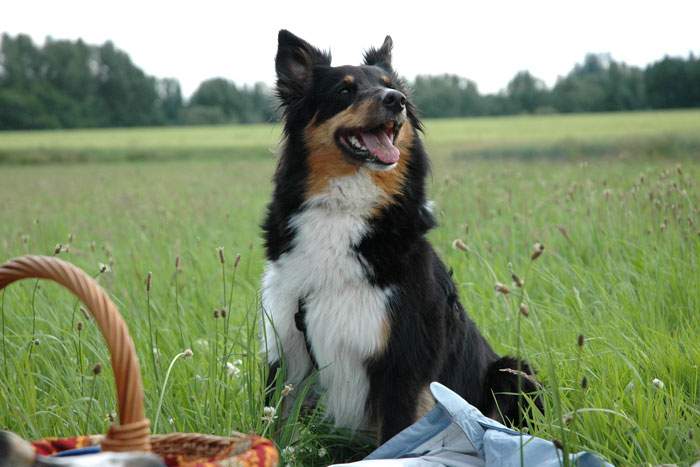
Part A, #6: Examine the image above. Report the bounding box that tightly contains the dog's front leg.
[368,367,431,444]
[261,281,314,414]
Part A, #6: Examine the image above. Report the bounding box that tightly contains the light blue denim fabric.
[332,382,612,467]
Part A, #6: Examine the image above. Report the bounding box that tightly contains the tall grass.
[0,112,699,465]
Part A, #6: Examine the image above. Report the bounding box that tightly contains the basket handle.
[0,255,151,452]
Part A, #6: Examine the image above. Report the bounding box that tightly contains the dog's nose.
[382,90,406,113]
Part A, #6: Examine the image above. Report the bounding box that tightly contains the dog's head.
[275,30,420,179]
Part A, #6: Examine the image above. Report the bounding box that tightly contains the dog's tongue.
[360,130,400,164]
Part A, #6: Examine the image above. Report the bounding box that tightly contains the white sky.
[3,0,699,97]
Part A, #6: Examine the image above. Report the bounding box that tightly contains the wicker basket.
[0,255,279,467]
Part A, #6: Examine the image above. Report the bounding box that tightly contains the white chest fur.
[261,171,393,430]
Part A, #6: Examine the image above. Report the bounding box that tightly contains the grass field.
[0,110,699,465]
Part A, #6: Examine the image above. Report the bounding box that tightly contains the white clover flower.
[652,378,665,390]
[262,406,277,423]
[318,447,327,457]
[195,339,209,350]
[281,383,294,397]
[226,361,241,378]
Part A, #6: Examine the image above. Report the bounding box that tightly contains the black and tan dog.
[261,30,541,443]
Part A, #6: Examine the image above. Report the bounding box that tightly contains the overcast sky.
[3,0,699,97]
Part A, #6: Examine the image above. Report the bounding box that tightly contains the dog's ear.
[275,30,331,106]
[364,35,393,71]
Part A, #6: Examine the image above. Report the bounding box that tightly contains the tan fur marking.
[343,75,355,85]
[303,100,414,203]
[303,100,376,197]
[382,75,391,85]
[415,387,436,421]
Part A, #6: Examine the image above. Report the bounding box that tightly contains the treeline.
[0,34,275,130]
[1,33,699,130]
[413,53,700,117]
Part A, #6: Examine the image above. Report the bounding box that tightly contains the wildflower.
[262,406,277,423]
[98,263,109,274]
[531,242,544,261]
[282,446,295,460]
[652,378,665,390]
[220,309,227,319]
[54,244,63,255]
[318,447,328,458]
[282,383,294,397]
[195,339,209,350]
[452,239,468,252]
[494,282,510,295]
[168,417,175,426]
[226,361,241,378]
[105,412,116,423]
[213,309,220,319]
[183,348,193,358]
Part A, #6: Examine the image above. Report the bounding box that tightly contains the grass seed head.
[511,273,524,288]
[146,272,152,291]
[76,321,83,332]
[495,282,510,295]
[217,246,225,264]
[220,308,227,318]
[234,253,241,268]
[581,376,588,390]
[175,255,181,270]
[519,303,529,317]
[452,239,468,252]
[577,334,585,348]
[531,242,544,261]
[213,309,220,319]
[54,243,63,255]
[93,363,102,375]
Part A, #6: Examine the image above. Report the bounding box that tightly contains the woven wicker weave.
[0,255,278,466]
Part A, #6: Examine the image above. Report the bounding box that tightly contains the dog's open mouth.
[336,120,401,166]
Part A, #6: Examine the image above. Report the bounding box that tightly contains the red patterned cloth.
[31,434,279,467]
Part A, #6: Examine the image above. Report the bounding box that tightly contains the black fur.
[263,30,542,443]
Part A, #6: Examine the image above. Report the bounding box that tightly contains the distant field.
[0,110,699,465]
[1,109,699,164]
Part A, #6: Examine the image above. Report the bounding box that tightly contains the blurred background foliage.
[1,33,699,130]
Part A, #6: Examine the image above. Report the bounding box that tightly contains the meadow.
[0,109,699,466]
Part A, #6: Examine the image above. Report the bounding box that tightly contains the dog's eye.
[338,87,352,96]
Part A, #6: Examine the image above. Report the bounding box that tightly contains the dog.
[260,30,542,444]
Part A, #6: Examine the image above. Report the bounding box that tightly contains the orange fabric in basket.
[31,434,279,467]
